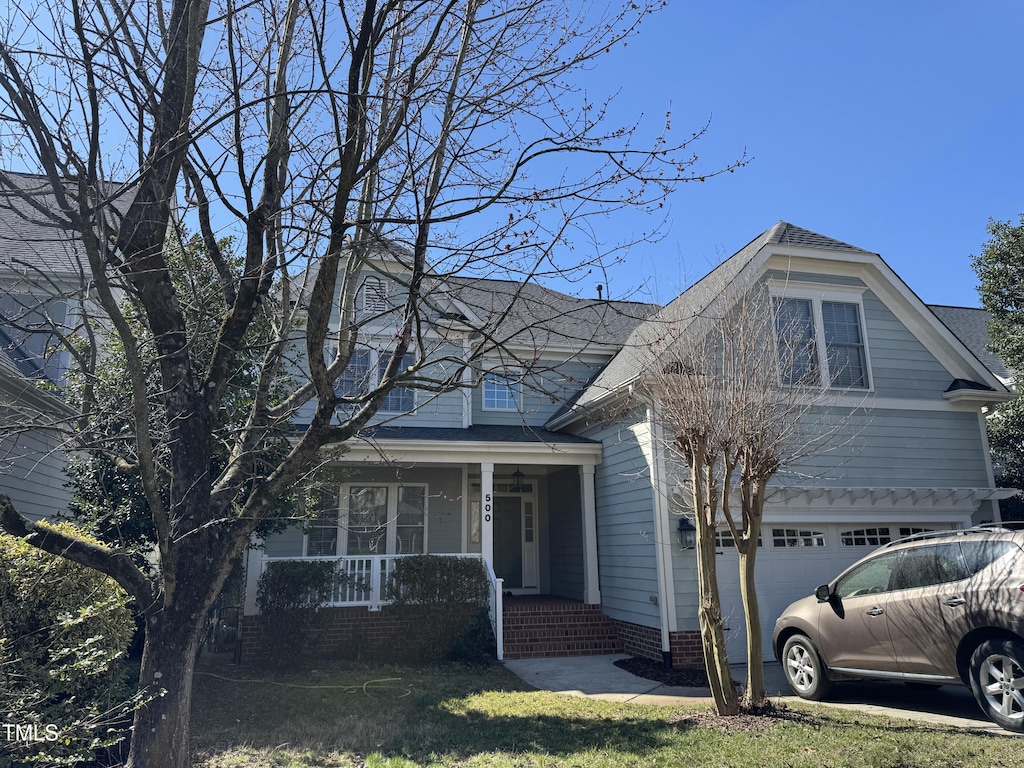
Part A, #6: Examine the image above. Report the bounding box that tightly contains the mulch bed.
[613,655,715,688]
[614,656,810,732]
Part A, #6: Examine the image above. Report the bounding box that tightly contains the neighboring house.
[0,172,91,521]
[244,221,1015,667]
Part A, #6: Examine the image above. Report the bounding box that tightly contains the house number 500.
[484,493,492,522]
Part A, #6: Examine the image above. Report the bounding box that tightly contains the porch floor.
[502,595,622,659]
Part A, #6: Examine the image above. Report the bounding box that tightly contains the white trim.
[579,465,601,604]
[340,437,601,466]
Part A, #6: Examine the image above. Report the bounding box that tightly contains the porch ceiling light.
[510,467,525,492]
[677,517,697,549]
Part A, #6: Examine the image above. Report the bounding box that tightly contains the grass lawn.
[190,656,1019,767]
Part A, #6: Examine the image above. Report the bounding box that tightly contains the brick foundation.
[241,601,704,669]
[611,618,703,668]
[241,606,427,663]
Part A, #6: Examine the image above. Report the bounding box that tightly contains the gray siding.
[862,291,955,398]
[578,418,661,628]
[0,427,71,520]
[547,467,583,601]
[784,408,990,488]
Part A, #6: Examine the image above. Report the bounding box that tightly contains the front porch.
[249,554,623,662]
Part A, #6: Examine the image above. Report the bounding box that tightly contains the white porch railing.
[260,553,504,660]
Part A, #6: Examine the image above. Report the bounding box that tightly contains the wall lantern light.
[677,517,697,549]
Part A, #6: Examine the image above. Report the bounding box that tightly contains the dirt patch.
[669,700,814,733]
[612,656,715,688]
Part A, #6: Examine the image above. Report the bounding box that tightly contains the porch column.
[580,465,601,604]
[481,462,494,566]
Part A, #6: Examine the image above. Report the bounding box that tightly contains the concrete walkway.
[504,654,1018,735]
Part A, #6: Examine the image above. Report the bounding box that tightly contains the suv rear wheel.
[782,634,833,701]
[968,638,1024,732]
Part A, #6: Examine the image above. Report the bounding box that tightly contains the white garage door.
[715,523,947,663]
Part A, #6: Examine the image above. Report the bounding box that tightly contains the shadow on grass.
[190,657,1015,764]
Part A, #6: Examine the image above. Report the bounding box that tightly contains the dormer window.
[483,371,521,411]
[773,293,870,389]
[360,276,389,314]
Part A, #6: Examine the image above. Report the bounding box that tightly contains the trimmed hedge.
[387,555,493,663]
[255,559,337,666]
[0,523,136,765]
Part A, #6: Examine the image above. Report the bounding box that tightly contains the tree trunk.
[738,546,765,707]
[125,606,205,767]
[695,523,740,715]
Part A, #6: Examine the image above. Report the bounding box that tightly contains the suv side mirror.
[815,584,832,602]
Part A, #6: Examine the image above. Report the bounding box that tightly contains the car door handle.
[866,607,885,616]
[943,596,966,607]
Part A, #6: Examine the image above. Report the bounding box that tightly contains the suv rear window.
[890,543,969,590]
[960,540,1020,575]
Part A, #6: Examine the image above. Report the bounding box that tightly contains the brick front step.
[502,597,623,659]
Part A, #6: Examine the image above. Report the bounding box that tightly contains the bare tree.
[0,1,743,765]
[639,284,842,713]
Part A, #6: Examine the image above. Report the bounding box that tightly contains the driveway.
[504,655,1018,736]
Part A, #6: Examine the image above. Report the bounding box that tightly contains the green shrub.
[0,523,136,765]
[255,560,337,666]
[387,555,493,663]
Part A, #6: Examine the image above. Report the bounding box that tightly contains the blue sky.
[578,1,1024,308]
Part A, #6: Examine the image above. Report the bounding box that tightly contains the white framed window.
[772,528,826,548]
[898,526,935,538]
[304,487,341,556]
[772,289,870,389]
[482,372,520,411]
[334,347,415,413]
[305,483,427,556]
[359,276,389,314]
[841,527,892,547]
[714,528,762,548]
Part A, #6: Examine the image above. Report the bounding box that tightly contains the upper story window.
[483,372,520,411]
[774,293,869,389]
[335,347,414,413]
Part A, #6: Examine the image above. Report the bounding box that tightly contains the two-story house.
[243,222,1014,667]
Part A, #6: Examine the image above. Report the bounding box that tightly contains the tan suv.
[772,524,1024,732]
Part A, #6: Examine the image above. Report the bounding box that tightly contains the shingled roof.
[0,171,90,279]
[928,305,1011,383]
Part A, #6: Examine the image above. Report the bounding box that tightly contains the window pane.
[347,486,389,554]
[772,528,826,547]
[483,374,519,410]
[396,486,425,554]
[822,301,867,388]
[841,527,892,546]
[959,541,1017,575]
[337,349,373,398]
[379,354,414,412]
[891,544,969,589]
[775,298,818,385]
[306,488,338,556]
[835,552,901,599]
